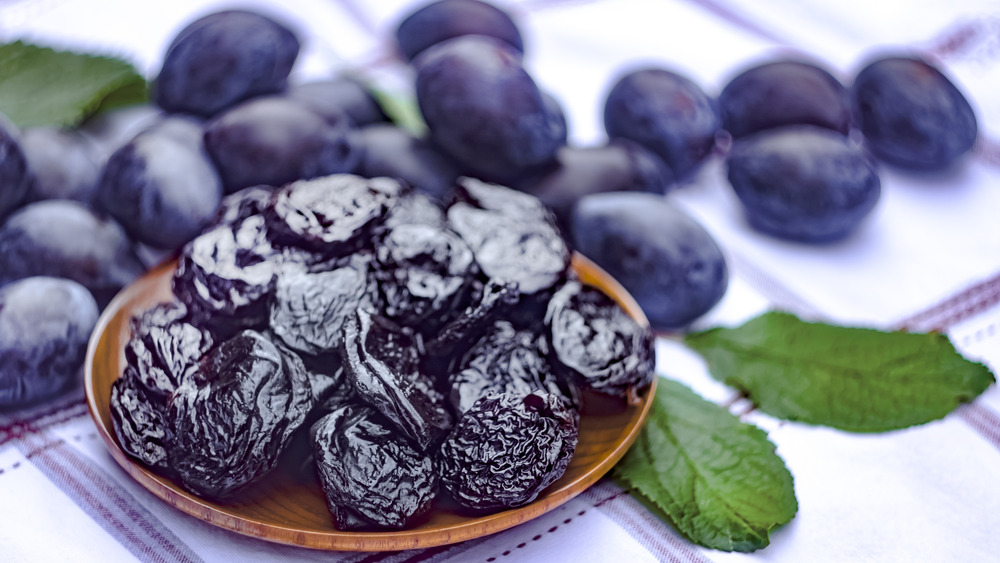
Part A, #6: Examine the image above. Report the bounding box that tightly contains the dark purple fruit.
[0,277,99,409]
[851,54,978,170]
[269,265,368,356]
[726,125,881,242]
[21,126,100,206]
[603,67,719,179]
[154,9,300,117]
[718,59,852,139]
[286,76,388,127]
[0,115,32,219]
[571,192,728,330]
[395,0,523,62]
[351,123,460,204]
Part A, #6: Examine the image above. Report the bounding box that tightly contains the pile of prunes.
[109,172,655,530]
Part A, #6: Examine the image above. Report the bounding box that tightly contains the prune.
[851,54,978,170]
[98,117,223,249]
[110,367,173,471]
[172,214,278,333]
[169,330,313,498]
[21,126,100,206]
[312,404,437,529]
[415,35,563,180]
[351,123,459,204]
[438,391,578,512]
[718,59,852,139]
[0,200,145,306]
[210,185,274,229]
[373,223,475,330]
[0,277,99,409]
[286,76,388,127]
[204,97,360,193]
[124,301,213,399]
[545,281,655,400]
[0,115,32,219]
[515,139,674,233]
[395,0,523,62]
[571,192,728,330]
[264,174,399,256]
[447,178,570,296]
[448,320,579,415]
[340,308,452,451]
[269,264,368,356]
[726,125,881,242]
[424,278,519,358]
[383,188,448,229]
[603,67,719,179]
[154,10,300,117]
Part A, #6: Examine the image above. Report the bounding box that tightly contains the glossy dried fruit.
[312,404,437,530]
[124,301,213,399]
[269,264,368,356]
[438,391,578,512]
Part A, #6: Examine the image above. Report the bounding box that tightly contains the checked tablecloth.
[1,1,999,561]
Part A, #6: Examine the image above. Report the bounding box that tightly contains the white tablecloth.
[1,1,999,561]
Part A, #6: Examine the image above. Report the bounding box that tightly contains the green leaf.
[614,378,797,552]
[369,86,427,137]
[0,40,148,128]
[684,311,996,432]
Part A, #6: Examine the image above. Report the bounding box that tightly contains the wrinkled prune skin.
[726,125,881,242]
[0,277,99,409]
[341,308,452,451]
[383,189,448,230]
[438,391,578,512]
[719,59,852,139]
[154,10,300,117]
[448,320,580,415]
[396,0,524,62]
[169,330,313,499]
[571,192,728,330]
[447,178,570,296]
[545,281,655,399]
[203,97,359,193]
[264,175,400,257]
[352,123,460,204]
[424,278,519,359]
[851,54,978,170]
[415,36,562,180]
[124,301,213,399]
[0,200,145,306]
[210,184,274,228]
[111,367,174,472]
[172,214,278,334]
[269,264,368,356]
[312,404,437,530]
[287,76,389,128]
[373,223,475,330]
[603,67,719,179]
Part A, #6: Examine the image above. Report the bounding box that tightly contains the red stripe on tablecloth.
[956,403,1000,450]
[583,480,713,563]
[894,271,1000,332]
[20,434,204,563]
[681,0,789,45]
[0,396,87,446]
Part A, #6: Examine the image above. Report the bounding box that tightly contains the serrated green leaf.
[0,40,148,128]
[684,311,996,432]
[614,378,797,552]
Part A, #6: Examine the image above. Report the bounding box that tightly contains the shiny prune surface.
[341,308,452,452]
[448,320,580,415]
[851,54,978,170]
[110,367,174,472]
[0,277,99,409]
[0,200,145,306]
[719,59,852,139]
[124,301,213,399]
[447,177,570,297]
[269,264,368,356]
[603,67,719,179]
[154,10,300,117]
[169,330,313,498]
[373,223,475,329]
[312,404,437,530]
[545,281,655,399]
[396,0,523,62]
[438,391,578,512]
[726,125,881,242]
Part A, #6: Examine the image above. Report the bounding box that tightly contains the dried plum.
[168,330,313,498]
[312,404,437,530]
[124,301,213,399]
[269,264,368,356]
[447,177,570,296]
[341,308,452,451]
[110,367,173,472]
[545,281,655,400]
[438,391,578,512]
[423,277,519,358]
[448,320,579,415]
[373,223,475,330]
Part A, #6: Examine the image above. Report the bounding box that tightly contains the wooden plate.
[84,253,656,551]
